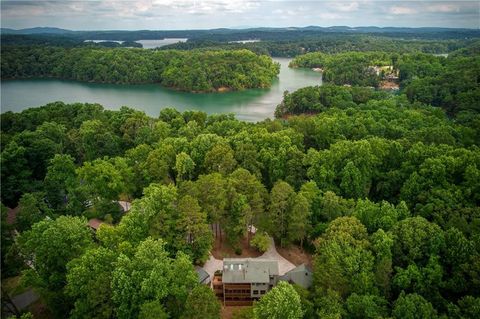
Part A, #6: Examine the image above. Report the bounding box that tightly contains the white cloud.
[390,6,417,15]
[426,4,460,13]
[151,0,259,14]
[333,2,359,13]
[318,12,341,20]
[1,0,478,30]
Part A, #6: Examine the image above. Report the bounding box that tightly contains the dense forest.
[2,25,480,319]
[290,51,393,87]
[0,35,143,48]
[3,26,478,42]
[3,32,477,58]
[161,36,474,58]
[0,47,280,92]
[286,49,479,116]
[2,68,480,319]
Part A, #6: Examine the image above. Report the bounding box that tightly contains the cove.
[0,58,322,122]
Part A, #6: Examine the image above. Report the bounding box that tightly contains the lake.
[136,39,188,49]
[0,58,322,122]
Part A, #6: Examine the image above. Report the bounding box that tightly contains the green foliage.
[204,143,237,175]
[251,232,271,253]
[138,301,169,319]
[15,192,53,232]
[7,313,34,319]
[292,284,315,319]
[290,52,391,87]
[313,217,376,298]
[391,217,444,267]
[1,47,280,92]
[70,157,133,216]
[175,152,195,181]
[1,141,33,206]
[354,199,410,233]
[111,238,198,319]
[175,195,213,264]
[288,193,311,247]
[400,54,479,116]
[275,84,387,117]
[253,281,304,319]
[454,296,480,318]
[344,293,389,319]
[17,216,93,316]
[392,292,438,319]
[287,52,480,118]
[341,161,366,199]
[66,247,118,319]
[315,289,344,319]
[78,119,121,161]
[1,52,479,319]
[1,203,23,278]
[181,285,221,319]
[44,154,77,211]
[266,181,295,246]
[371,229,394,297]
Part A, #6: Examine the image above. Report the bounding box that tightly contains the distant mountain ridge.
[1,27,73,34]
[2,26,477,35]
[2,26,478,44]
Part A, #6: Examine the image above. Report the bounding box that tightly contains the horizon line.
[2,25,479,32]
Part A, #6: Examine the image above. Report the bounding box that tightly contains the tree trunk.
[219,223,222,243]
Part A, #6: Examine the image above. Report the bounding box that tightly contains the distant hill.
[1,27,73,35]
[1,26,478,44]
[2,26,477,35]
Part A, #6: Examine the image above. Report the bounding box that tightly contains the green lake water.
[1,58,322,122]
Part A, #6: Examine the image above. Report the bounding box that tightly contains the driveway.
[260,237,296,275]
[202,237,296,279]
[203,254,223,280]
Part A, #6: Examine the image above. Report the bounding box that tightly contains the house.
[195,266,211,285]
[87,218,104,231]
[214,258,279,306]
[279,264,313,289]
[117,201,131,213]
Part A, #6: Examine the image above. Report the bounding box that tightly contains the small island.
[1,47,280,92]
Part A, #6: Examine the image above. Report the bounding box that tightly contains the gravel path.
[259,237,296,275]
[203,254,223,280]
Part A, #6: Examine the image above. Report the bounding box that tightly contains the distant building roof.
[88,218,104,230]
[117,201,131,213]
[222,258,279,284]
[279,264,313,289]
[195,266,211,285]
[6,206,20,225]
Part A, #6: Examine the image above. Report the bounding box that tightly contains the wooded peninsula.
[0,47,280,92]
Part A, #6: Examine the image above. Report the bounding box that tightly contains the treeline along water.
[1,58,322,122]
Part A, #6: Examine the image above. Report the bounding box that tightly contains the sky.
[1,0,479,30]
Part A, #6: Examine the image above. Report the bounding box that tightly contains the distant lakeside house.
[211,258,312,306]
[87,218,104,231]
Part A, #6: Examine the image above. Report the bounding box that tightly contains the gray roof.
[222,258,279,284]
[279,264,313,289]
[195,266,210,284]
